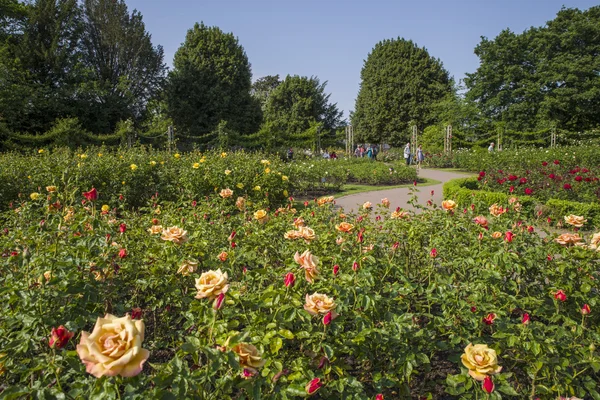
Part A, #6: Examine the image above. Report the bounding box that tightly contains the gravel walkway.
[335,168,473,214]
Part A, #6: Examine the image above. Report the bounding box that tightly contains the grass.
[335,177,441,197]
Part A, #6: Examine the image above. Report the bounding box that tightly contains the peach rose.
[461,343,502,381]
[220,188,233,199]
[381,198,390,208]
[195,269,229,300]
[148,225,163,235]
[298,226,316,242]
[317,196,334,206]
[161,226,188,244]
[336,222,354,233]
[284,230,302,240]
[473,216,488,228]
[590,232,600,250]
[391,210,410,219]
[555,233,583,247]
[235,196,246,210]
[336,237,345,245]
[217,251,228,262]
[441,200,457,210]
[564,214,587,228]
[231,343,266,372]
[76,314,149,378]
[508,196,518,205]
[304,293,338,319]
[363,201,372,210]
[294,250,320,283]
[489,204,506,217]
[491,231,502,239]
[46,186,57,193]
[177,259,198,276]
[254,209,268,223]
[293,217,305,228]
[512,202,522,213]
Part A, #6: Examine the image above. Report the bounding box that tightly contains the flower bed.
[1,182,599,398]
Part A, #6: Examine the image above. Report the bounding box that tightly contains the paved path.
[335,169,474,214]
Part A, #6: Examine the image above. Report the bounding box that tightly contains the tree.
[166,22,261,142]
[465,6,600,133]
[252,75,280,112]
[79,0,166,133]
[261,75,343,149]
[352,38,453,146]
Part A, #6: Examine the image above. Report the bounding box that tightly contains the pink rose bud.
[333,265,339,275]
[191,200,197,207]
[478,232,484,241]
[483,313,496,325]
[582,304,591,315]
[375,215,381,221]
[152,218,159,225]
[470,204,475,211]
[243,266,248,274]
[392,241,399,250]
[430,190,434,196]
[304,201,309,207]
[49,325,74,349]
[119,223,126,233]
[118,248,127,258]
[482,376,494,394]
[430,248,437,258]
[547,217,552,224]
[323,311,333,326]
[527,226,534,233]
[305,378,322,395]
[554,290,567,302]
[228,231,236,241]
[376,395,384,400]
[547,254,553,261]
[131,307,142,319]
[505,231,514,243]
[242,368,255,379]
[284,272,296,287]
[231,242,236,248]
[522,313,530,325]
[427,200,432,206]
[352,261,359,271]
[213,293,225,310]
[119,194,124,201]
[311,212,315,217]
[470,306,477,313]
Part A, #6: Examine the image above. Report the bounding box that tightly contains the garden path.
[335,168,473,214]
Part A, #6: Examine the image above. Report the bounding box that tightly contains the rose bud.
[119,194,124,201]
[430,248,437,258]
[470,306,477,313]
[118,248,127,259]
[191,200,197,207]
[243,266,248,274]
[304,201,309,207]
[547,254,553,261]
[49,325,74,349]
[284,272,296,287]
[352,261,359,271]
[228,231,236,241]
[152,218,159,225]
[527,226,534,233]
[333,265,339,275]
[478,232,483,241]
[430,190,434,196]
[119,223,127,234]
[375,215,381,221]
[482,313,496,325]
[213,292,226,310]
[582,304,591,315]
[317,356,328,369]
[323,311,334,326]
[482,376,494,394]
[392,241,399,250]
[522,313,530,325]
[305,377,322,395]
[376,395,384,400]
[242,368,255,379]
[554,290,567,302]
[131,307,142,319]
[505,231,514,243]
[230,241,236,248]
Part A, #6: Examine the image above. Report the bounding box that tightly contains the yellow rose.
[460,343,502,381]
[282,175,288,181]
[193,163,200,169]
[161,226,188,244]
[283,190,289,197]
[294,250,320,283]
[381,198,390,207]
[225,169,231,175]
[254,209,268,222]
[150,160,157,166]
[491,231,502,239]
[489,204,507,217]
[177,259,198,276]
[221,152,227,158]
[260,159,270,165]
[441,200,457,210]
[76,314,149,378]
[97,153,103,157]
[30,192,41,200]
[220,188,234,199]
[195,269,229,300]
[199,158,206,163]
[564,214,587,228]
[46,186,57,193]
[235,196,246,210]
[147,225,163,235]
[264,168,271,174]
[304,293,338,318]
[336,222,355,233]
[38,149,44,154]
[130,164,138,171]
[253,185,261,191]
[391,210,410,219]
[232,343,266,372]
[174,153,181,159]
[101,204,110,212]
[555,233,583,247]
[80,154,87,159]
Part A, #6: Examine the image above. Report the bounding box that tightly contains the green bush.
[544,199,600,228]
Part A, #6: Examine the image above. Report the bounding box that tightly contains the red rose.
[542,161,548,166]
[525,188,533,195]
[582,304,591,315]
[118,248,127,258]
[82,187,98,201]
[131,307,142,319]
[305,378,322,395]
[483,313,496,325]
[284,272,295,288]
[554,290,567,302]
[430,248,437,258]
[522,313,530,325]
[119,223,127,233]
[482,376,494,393]
[563,183,572,190]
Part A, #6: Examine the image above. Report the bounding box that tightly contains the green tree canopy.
[166,22,261,142]
[260,75,343,149]
[252,74,281,112]
[352,38,453,146]
[465,6,600,132]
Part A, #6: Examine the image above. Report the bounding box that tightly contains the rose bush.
[0,155,599,399]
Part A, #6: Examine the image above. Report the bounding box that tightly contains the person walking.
[354,146,360,158]
[404,143,411,166]
[366,146,373,160]
[488,142,495,152]
[416,145,424,170]
[287,147,294,161]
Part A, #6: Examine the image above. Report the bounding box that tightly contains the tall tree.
[79,0,166,133]
[261,75,342,148]
[465,6,600,133]
[352,38,453,146]
[166,22,261,141]
[251,74,280,111]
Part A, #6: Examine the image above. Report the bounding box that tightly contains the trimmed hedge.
[444,178,600,229]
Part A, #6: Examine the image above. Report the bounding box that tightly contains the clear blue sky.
[126,0,598,121]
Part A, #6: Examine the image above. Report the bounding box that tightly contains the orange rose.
[391,210,410,219]
[381,198,390,208]
[217,251,228,262]
[489,204,506,217]
[441,200,457,210]
[294,250,320,283]
[148,225,163,235]
[336,222,354,233]
[491,231,502,239]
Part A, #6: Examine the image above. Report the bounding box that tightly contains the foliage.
[166,22,261,141]
[252,75,281,112]
[465,6,600,132]
[1,172,599,398]
[352,38,453,146]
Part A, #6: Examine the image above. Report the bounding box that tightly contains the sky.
[126,0,599,121]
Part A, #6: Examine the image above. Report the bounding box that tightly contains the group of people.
[354,145,379,160]
[403,143,424,169]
